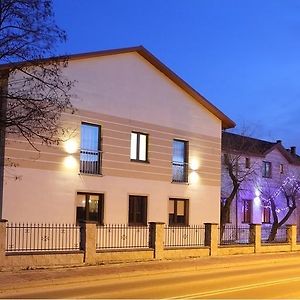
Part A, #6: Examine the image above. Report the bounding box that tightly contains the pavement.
[1,252,300,295]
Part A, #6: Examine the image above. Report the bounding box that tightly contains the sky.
[53,0,300,151]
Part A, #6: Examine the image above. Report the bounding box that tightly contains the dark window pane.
[129,195,147,225]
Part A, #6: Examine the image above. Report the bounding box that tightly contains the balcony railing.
[172,161,188,183]
[80,149,102,175]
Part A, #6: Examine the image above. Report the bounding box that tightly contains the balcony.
[80,149,102,175]
[172,161,188,183]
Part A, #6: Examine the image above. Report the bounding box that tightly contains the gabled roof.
[222,131,300,165]
[0,46,235,129]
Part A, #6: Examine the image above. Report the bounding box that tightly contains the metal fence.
[80,149,102,175]
[96,224,149,250]
[164,225,205,248]
[261,225,287,243]
[219,225,251,245]
[6,223,81,252]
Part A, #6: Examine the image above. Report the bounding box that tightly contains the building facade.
[2,46,234,225]
[222,132,300,229]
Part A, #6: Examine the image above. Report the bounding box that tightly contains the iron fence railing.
[172,161,188,183]
[6,223,81,252]
[261,225,287,243]
[219,225,251,245]
[164,225,205,248]
[80,149,102,175]
[96,224,149,250]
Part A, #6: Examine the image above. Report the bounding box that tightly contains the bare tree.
[261,176,300,242]
[221,131,260,237]
[0,0,74,218]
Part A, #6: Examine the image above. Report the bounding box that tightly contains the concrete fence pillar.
[0,219,7,266]
[204,223,219,256]
[149,222,165,259]
[80,221,97,264]
[286,224,297,251]
[250,224,261,253]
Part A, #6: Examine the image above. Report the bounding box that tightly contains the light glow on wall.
[64,139,78,154]
[63,155,78,170]
[189,159,200,171]
[255,189,261,197]
[189,171,200,184]
[254,196,261,206]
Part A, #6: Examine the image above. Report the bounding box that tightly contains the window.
[130,132,148,162]
[172,140,188,183]
[279,163,284,174]
[221,197,230,223]
[80,123,101,174]
[245,157,250,169]
[169,198,189,226]
[262,161,272,178]
[262,205,271,224]
[129,195,147,225]
[76,193,104,225]
[242,199,252,224]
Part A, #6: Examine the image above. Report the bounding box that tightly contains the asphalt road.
[2,254,300,298]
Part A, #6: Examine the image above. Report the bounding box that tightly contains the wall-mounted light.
[63,155,78,170]
[189,159,200,171]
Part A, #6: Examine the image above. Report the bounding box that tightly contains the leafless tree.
[221,131,260,237]
[261,176,300,242]
[0,0,74,217]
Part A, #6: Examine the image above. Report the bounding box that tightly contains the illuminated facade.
[2,46,234,225]
[221,132,300,227]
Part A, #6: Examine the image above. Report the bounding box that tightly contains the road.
[2,254,300,298]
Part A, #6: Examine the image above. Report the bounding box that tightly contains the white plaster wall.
[3,167,219,224]
[64,53,221,138]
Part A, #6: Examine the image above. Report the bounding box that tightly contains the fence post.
[204,223,218,256]
[250,224,261,253]
[149,222,165,259]
[80,221,96,264]
[286,224,297,251]
[0,219,7,266]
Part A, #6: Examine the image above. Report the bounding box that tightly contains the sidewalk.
[1,252,300,294]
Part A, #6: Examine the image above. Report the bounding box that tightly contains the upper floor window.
[262,161,272,178]
[130,132,148,162]
[172,139,188,183]
[169,198,189,226]
[80,123,101,175]
[279,163,284,174]
[76,193,104,225]
[242,199,252,224]
[129,195,147,226]
[245,157,250,169]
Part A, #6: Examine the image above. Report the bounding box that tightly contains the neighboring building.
[221,132,300,228]
[2,46,235,225]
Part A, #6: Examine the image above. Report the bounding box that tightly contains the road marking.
[164,276,300,299]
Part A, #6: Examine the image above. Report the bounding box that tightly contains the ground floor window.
[76,193,104,225]
[262,205,271,224]
[169,198,189,226]
[242,199,252,224]
[129,195,147,225]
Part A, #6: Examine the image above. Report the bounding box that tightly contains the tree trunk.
[267,223,279,242]
[0,71,8,219]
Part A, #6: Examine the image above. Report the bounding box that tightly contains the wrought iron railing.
[96,224,149,249]
[6,223,81,252]
[172,161,188,183]
[164,225,205,248]
[80,149,102,175]
[219,225,251,245]
[261,225,287,243]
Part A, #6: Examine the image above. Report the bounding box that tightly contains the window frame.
[279,163,284,174]
[262,205,271,224]
[128,195,148,226]
[130,131,149,163]
[241,199,252,224]
[168,198,189,226]
[262,161,272,178]
[80,122,102,175]
[172,139,189,183]
[245,157,250,169]
[76,192,104,225]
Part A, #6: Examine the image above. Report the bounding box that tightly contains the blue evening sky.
[53,0,300,151]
